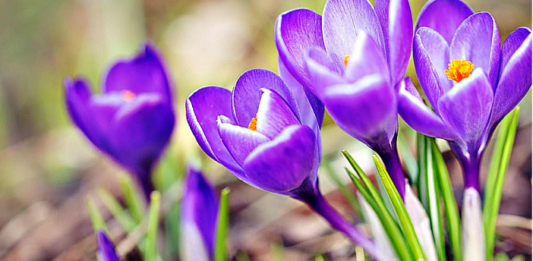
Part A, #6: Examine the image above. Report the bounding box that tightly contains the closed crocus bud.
[275,0,414,198]
[97,230,120,261]
[65,43,175,198]
[186,69,378,257]
[180,165,218,261]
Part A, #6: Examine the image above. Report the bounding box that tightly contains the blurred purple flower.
[64,43,175,197]
[97,230,120,261]
[186,69,377,256]
[275,0,413,198]
[399,4,532,190]
[180,164,218,261]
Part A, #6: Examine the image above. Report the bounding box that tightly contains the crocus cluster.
[65,44,175,198]
[275,0,413,198]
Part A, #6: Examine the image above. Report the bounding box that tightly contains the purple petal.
[232,69,299,128]
[397,77,459,140]
[374,0,414,84]
[450,12,501,87]
[345,31,390,85]
[254,89,300,139]
[217,119,269,166]
[181,165,218,258]
[491,33,532,125]
[186,87,243,175]
[304,46,345,98]
[279,59,324,128]
[275,9,325,89]
[322,0,385,58]
[322,74,397,144]
[97,231,120,261]
[415,0,474,44]
[104,43,173,103]
[413,28,452,112]
[243,125,316,193]
[437,68,493,143]
[500,27,532,77]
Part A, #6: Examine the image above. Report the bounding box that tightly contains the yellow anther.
[445,60,474,83]
[344,55,350,67]
[121,90,136,102]
[248,117,257,131]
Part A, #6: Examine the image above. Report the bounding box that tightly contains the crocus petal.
[322,74,397,143]
[186,87,243,175]
[322,0,385,58]
[437,68,493,143]
[279,59,324,129]
[232,69,299,128]
[275,9,325,89]
[304,46,345,98]
[413,27,452,112]
[243,125,316,193]
[181,165,219,258]
[491,33,532,126]
[97,231,120,261]
[415,0,474,44]
[450,12,501,87]
[500,27,531,72]
[254,89,301,139]
[345,31,390,85]
[397,77,459,140]
[218,119,270,166]
[374,0,413,84]
[104,43,173,102]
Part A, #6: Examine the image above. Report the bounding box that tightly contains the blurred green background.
[0,0,530,260]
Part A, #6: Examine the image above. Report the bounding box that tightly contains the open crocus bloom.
[180,165,218,261]
[186,69,321,195]
[399,11,532,190]
[65,44,175,196]
[275,0,413,197]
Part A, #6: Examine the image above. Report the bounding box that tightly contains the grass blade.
[484,107,520,260]
[97,188,137,232]
[86,196,108,234]
[144,191,161,261]
[417,133,429,209]
[430,139,462,261]
[118,173,146,224]
[323,160,362,217]
[373,156,426,260]
[398,130,419,185]
[215,188,230,261]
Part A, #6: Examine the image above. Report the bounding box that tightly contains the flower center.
[248,117,257,131]
[344,55,350,67]
[121,90,136,102]
[445,60,474,83]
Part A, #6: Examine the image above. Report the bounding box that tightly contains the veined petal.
[243,125,316,193]
[450,12,501,87]
[374,0,413,84]
[345,31,390,85]
[322,0,385,58]
[500,27,531,72]
[397,77,459,140]
[413,28,452,112]
[437,68,493,143]
[275,9,325,89]
[491,33,532,126]
[323,74,397,143]
[255,89,301,139]
[304,46,345,98]
[217,118,270,166]
[104,43,173,103]
[415,0,474,44]
[186,87,242,174]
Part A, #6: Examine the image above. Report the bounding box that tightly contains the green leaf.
[484,107,520,261]
[430,139,462,261]
[322,160,362,217]
[495,252,510,261]
[86,196,108,234]
[165,203,181,260]
[417,133,429,209]
[97,188,137,232]
[215,187,230,261]
[373,156,426,260]
[144,191,162,261]
[118,173,145,224]
[398,130,419,185]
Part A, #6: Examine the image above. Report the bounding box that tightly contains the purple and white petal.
[97,231,120,261]
[415,0,474,44]
[500,27,532,77]
[218,119,270,166]
[254,89,301,139]
[304,46,345,98]
[345,31,390,85]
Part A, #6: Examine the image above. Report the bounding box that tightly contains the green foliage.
[86,196,108,234]
[144,191,162,261]
[215,188,231,261]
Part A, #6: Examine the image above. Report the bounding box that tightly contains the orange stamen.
[344,55,350,67]
[248,117,257,131]
[121,90,136,102]
[445,60,475,83]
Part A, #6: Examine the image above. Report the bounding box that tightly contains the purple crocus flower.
[180,164,218,261]
[65,43,175,198]
[275,0,413,198]
[398,6,532,190]
[186,69,378,256]
[97,230,120,261]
